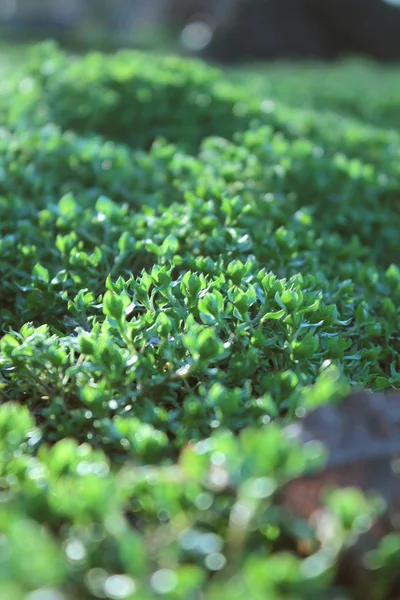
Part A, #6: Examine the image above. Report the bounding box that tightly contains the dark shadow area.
[1,0,400,62]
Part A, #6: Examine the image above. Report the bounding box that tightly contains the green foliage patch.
[0,43,400,598]
[230,59,400,131]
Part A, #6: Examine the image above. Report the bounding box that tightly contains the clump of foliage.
[230,59,400,130]
[1,43,400,599]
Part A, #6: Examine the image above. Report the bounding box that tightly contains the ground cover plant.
[1,42,400,599]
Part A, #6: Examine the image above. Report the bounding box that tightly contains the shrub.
[1,43,399,598]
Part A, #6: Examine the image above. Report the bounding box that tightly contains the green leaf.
[79,334,96,355]
[103,291,124,321]
[197,329,224,361]
[33,263,50,284]
[58,193,77,218]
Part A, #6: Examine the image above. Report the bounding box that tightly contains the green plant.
[0,42,399,599]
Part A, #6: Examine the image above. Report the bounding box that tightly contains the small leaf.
[103,291,124,321]
[33,263,50,284]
